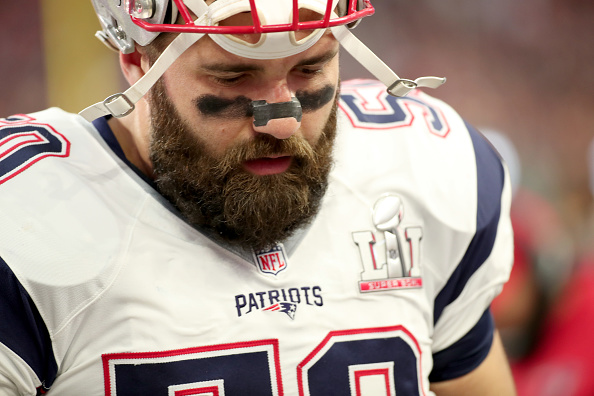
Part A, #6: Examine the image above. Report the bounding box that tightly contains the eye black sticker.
[194,84,336,121]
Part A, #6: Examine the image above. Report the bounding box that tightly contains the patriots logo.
[263,302,297,320]
[235,286,323,319]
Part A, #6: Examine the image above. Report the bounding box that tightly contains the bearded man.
[0,1,516,395]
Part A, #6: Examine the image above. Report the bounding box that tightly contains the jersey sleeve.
[429,121,514,381]
[0,256,57,395]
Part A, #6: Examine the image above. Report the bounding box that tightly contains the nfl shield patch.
[253,244,288,276]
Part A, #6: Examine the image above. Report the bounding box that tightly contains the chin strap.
[331,25,446,96]
[80,13,446,122]
[79,31,205,122]
[79,0,210,122]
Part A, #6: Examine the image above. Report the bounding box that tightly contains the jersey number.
[0,116,70,184]
[339,81,450,137]
[103,326,423,396]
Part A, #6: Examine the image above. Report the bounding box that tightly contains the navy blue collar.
[91,116,156,187]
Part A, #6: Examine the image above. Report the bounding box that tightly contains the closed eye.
[292,49,338,77]
[210,73,247,86]
[295,66,323,76]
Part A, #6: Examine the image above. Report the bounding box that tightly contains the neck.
[107,99,155,178]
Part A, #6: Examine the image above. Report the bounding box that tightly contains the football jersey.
[0,79,513,396]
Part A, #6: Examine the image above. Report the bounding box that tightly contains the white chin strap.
[331,25,446,96]
[79,0,445,122]
[79,31,205,122]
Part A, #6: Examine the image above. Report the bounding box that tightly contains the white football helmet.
[81,0,445,121]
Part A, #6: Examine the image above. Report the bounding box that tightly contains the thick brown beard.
[148,79,337,251]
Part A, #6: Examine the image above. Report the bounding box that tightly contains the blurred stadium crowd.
[1,0,594,394]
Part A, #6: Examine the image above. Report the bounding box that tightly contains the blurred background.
[1,0,593,393]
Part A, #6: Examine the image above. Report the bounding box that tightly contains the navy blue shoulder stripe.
[430,309,494,381]
[433,122,505,325]
[0,256,57,391]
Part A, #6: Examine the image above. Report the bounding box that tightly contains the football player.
[0,0,516,395]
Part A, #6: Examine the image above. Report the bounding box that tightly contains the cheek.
[191,117,252,157]
[161,75,250,156]
[300,100,334,144]
[295,81,339,144]
[162,72,198,123]
[299,77,339,144]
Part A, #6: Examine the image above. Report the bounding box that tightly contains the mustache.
[194,84,337,120]
[211,134,317,177]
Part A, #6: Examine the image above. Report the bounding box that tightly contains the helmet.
[91,0,371,55]
[81,0,445,121]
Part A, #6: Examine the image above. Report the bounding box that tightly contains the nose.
[251,82,301,140]
[252,116,301,140]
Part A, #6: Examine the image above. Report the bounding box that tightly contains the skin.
[109,25,516,396]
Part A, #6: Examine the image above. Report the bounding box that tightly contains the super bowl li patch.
[253,243,288,276]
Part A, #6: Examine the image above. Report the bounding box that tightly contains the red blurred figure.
[493,188,594,396]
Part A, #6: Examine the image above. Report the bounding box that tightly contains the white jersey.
[0,80,513,396]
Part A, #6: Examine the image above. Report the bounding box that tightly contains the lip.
[242,156,292,175]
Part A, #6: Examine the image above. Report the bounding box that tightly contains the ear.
[119,47,150,86]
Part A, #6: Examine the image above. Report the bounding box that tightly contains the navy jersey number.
[0,116,70,184]
[339,80,450,137]
[103,326,423,396]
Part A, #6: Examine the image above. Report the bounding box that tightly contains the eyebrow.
[200,48,339,74]
[200,62,263,74]
[295,48,339,67]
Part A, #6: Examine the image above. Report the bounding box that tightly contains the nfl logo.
[253,244,289,276]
